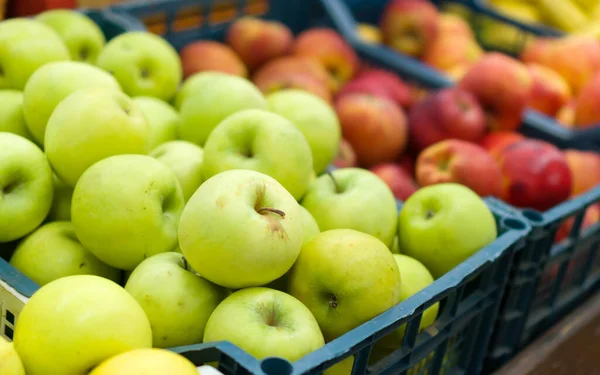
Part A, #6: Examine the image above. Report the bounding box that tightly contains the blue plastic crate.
[324,0,600,151]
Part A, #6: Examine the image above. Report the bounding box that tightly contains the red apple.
[416,139,503,197]
[226,16,294,71]
[370,163,418,201]
[380,0,440,58]
[335,93,408,167]
[574,73,600,128]
[480,131,526,160]
[332,138,358,168]
[459,53,533,132]
[337,69,413,108]
[497,140,572,211]
[293,28,360,93]
[564,149,600,197]
[179,41,248,79]
[408,87,487,152]
[527,63,572,118]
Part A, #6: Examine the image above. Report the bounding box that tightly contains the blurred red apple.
[459,53,533,131]
[416,139,503,197]
[527,63,572,118]
[335,93,408,168]
[564,149,600,196]
[180,41,248,79]
[497,140,572,211]
[480,131,526,160]
[574,73,600,128]
[337,69,413,108]
[332,138,358,169]
[370,163,418,201]
[408,87,486,152]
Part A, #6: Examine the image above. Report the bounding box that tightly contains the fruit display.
[0,2,597,375]
[354,0,600,131]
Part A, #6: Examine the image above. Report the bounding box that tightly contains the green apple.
[0,132,53,242]
[150,140,203,202]
[266,89,341,174]
[96,31,181,101]
[89,348,199,375]
[72,154,184,271]
[301,168,398,247]
[179,169,303,289]
[10,221,121,286]
[124,252,226,348]
[13,275,152,375]
[288,229,402,341]
[390,235,400,254]
[300,205,320,245]
[0,90,33,140]
[45,88,150,187]
[133,96,179,150]
[203,287,325,361]
[46,174,74,222]
[377,254,439,350]
[398,183,498,279]
[0,337,25,375]
[177,72,267,146]
[36,9,106,64]
[23,61,121,146]
[0,18,70,90]
[201,109,313,200]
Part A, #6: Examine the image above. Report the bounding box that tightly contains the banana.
[591,3,600,20]
[490,0,542,23]
[573,0,598,11]
[537,0,589,32]
[575,22,600,39]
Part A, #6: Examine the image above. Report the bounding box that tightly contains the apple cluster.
[0,8,511,375]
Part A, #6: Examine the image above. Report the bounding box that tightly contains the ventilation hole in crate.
[4,325,13,340]
[501,218,528,231]
[5,310,14,325]
[522,209,543,223]
[260,357,292,375]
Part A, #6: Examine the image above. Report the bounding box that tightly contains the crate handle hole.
[501,217,528,231]
[522,209,544,223]
[260,357,293,375]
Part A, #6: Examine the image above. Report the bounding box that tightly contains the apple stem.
[425,210,436,219]
[327,171,341,194]
[257,207,286,218]
[329,295,338,309]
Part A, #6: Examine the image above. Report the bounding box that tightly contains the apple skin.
[301,168,398,248]
[574,73,600,127]
[293,28,360,93]
[377,254,438,349]
[89,348,198,375]
[521,36,600,95]
[44,88,150,187]
[0,18,70,90]
[124,252,226,348]
[203,287,325,361]
[497,140,572,211]
[132,96,179,150]
[337,69,413,109]
[370,163,418,201]
[459,53,533,131]
[564,149,600,196]
[416,139,504,198]
[13,275,152,375]
[357,23,383,44]
[72,154,185,271]
[0,132,53,242]
[10,221,121,286]
[226,16,294,71]
[479,131,526,161]
[300,205,320,245]
[36,9,106,64]
[398,183,498,279]
[179,41,248,79]
[408,87,487,152]
[0,337,25,375]
[177,72,268,147]
[266,89,341,175]
[23,61,121,146]
[150,140,204,202]
[288,229,402,341]
[332,139,358,169]
[46,174,74,222]
[335,93,408,168]
[527,63,571,118]
[201,109,313,200]
[0,90,33,141]
[380,0,440,58]
[179,169,303,289]
[97,31,182,101]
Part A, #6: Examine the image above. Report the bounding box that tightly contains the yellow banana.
[573,0,598,11]
[490,0,541,23]
[537,0,589,32]
[591,3,600,20]
[575,22,600,39]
